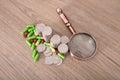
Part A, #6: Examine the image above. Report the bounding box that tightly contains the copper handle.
[56,8,76,34]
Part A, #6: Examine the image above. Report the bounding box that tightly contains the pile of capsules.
[21,23,69,65]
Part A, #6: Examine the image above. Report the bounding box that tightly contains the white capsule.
[35,23,46,36]
[36,44,46,53]
[50,34,61,48]
[60,36,69,44]
[52,54,63,65]
[58,43,68,54]
[44,52,53,57]
[44,46,51,54]
[45,56,53,65]
[44,47,53,57]
[42,26,53,42]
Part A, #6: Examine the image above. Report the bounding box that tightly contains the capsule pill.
[26,40,32,47]
[28,27,35,32]
[34,53,40,62]
[23,32,29,38]
[57,53,65,59]
[32,49,37,58]
[26,24,35,28]
[27,31,34,37]
[31,43,35,51]
[27,36,37,40]
[35,39,41,46]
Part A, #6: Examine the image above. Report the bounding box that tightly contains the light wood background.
[0,0,120,80]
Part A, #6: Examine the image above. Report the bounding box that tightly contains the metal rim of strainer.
[68,32,97,60]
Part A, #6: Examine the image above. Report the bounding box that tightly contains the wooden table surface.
[0,0,120,80]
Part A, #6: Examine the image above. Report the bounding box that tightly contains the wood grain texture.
[0,0,120,80]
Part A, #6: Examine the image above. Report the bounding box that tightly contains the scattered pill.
[42,26,53,42]
[50,34,61,48]
[28,27,35,32]
[60,36,69,44]
[43,47,52,57]
[31,43,35,51]
[24,31,29,36]
[26,24,35,28]
[32,49,37,58]
[27,36,37,40]
[35,23,46,36]
[45,56,53,65]
[52,54,63,65]
[34,53,40,62]
[26,40,32,47]
[27,30,34,37]
[23,32,29,38]
[58,43,68,54]
[57,53,65,59]
[44,51,53,57]
[36,44,46,53]
[44,46,51,54]
[35,39,41,46]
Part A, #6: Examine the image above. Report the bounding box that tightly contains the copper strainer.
[57,8,97,60]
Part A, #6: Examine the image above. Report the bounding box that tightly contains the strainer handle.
[56,8,76,34]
